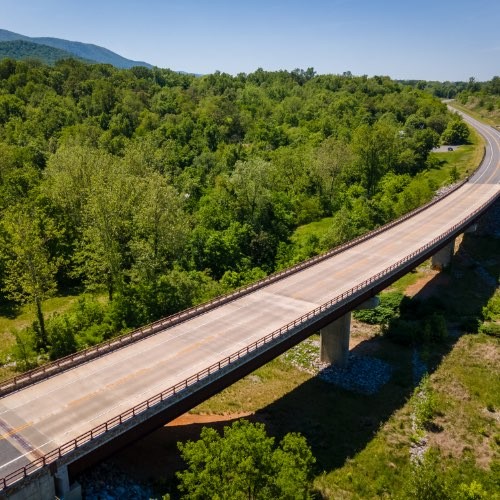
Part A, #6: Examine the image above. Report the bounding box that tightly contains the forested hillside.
[0,29,151,68]
[0,40,93,66]
[0,58,470,365]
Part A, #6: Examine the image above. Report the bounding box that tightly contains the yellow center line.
[0,422,33,442]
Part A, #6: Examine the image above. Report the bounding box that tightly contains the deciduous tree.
[2,206,59,346]
[177,419,315,499]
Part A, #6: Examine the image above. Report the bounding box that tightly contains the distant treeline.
[0,58,471,364]
[399,76,500,99]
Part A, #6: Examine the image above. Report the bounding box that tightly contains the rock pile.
[79,462,154,500]
[318,354,392,395]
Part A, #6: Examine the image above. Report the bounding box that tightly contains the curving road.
[0,110,499,487]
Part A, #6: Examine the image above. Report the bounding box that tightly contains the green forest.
[0,58,478,367]
[0,40,91,66]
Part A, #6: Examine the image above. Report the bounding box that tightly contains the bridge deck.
[0,113,499,483]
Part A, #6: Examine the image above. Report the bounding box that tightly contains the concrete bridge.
[1,111,499,498]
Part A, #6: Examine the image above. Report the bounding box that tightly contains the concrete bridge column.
[54,465,82,500]
[54,465,70,498]
[320,297,380,367]
[431,239,455,270]
[320,313,351,368]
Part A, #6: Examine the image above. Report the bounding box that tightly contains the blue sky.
[2,0,499,81]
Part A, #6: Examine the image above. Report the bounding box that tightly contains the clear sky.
[2,0,499,81]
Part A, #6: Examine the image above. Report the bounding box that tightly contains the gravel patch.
[317,354,392,395]
[283,337,393,394]
[433,180,462,198]
[79,462,154,500]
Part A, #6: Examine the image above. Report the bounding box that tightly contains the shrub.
[425,313,448,343]
[412,374,438,430]
[456,480,488,500]
[403,448,449,499]
[177,420,315,499]
[460,316,481,333]
[482,293,500,321]
[383,318,419,345]
[353,292,404,324]
[47,314,77,360]
[478,322,500,337]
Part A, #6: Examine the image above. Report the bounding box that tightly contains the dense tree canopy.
[177,420,315,499]
[0,57,469,363]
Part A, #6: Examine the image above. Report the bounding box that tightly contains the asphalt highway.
[0,110,499,483]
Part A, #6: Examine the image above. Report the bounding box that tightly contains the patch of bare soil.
[349,319,379,344]
[405,269,444,298]
[347,319,383,357]
[429,427,496,470]
[471,342,500,367]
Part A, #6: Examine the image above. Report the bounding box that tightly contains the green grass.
[387,266,427,294]
[428,126,485,186]
[0,292,103,378]
[314,330,500,497]
[290,217,334,246]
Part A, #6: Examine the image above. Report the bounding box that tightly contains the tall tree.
[75,157,135,301]
[130,172,189,281]
[2,206,59,346]
[312,136,352,210]
[352,121,399,197]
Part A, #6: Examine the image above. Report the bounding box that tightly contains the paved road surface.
[0,111,498,483]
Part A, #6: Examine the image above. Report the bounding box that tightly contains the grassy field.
[429,125,485,185]
[0,291,106,380]
[290,217,334,245]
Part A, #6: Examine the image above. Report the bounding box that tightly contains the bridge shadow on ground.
[95,224,499,494]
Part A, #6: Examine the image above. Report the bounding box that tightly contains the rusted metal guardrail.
[1,189,497,491]
[0,177,470,398]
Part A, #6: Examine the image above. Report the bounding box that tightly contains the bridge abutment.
[320,297,380,367]
[431,239,455,270]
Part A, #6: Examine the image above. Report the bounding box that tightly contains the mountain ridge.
[0,29,152,68]
[0,40,95,65]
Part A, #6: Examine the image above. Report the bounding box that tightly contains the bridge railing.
[1,190,497,491]
[0,177,471,398]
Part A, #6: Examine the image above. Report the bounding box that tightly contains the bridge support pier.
[54,465,81,500]
[320,314,351,368]
[431,239,455,270]
[320,297,380,367]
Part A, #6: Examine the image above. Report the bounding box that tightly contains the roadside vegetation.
[454,77,500,128]
[401,75,500,128]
